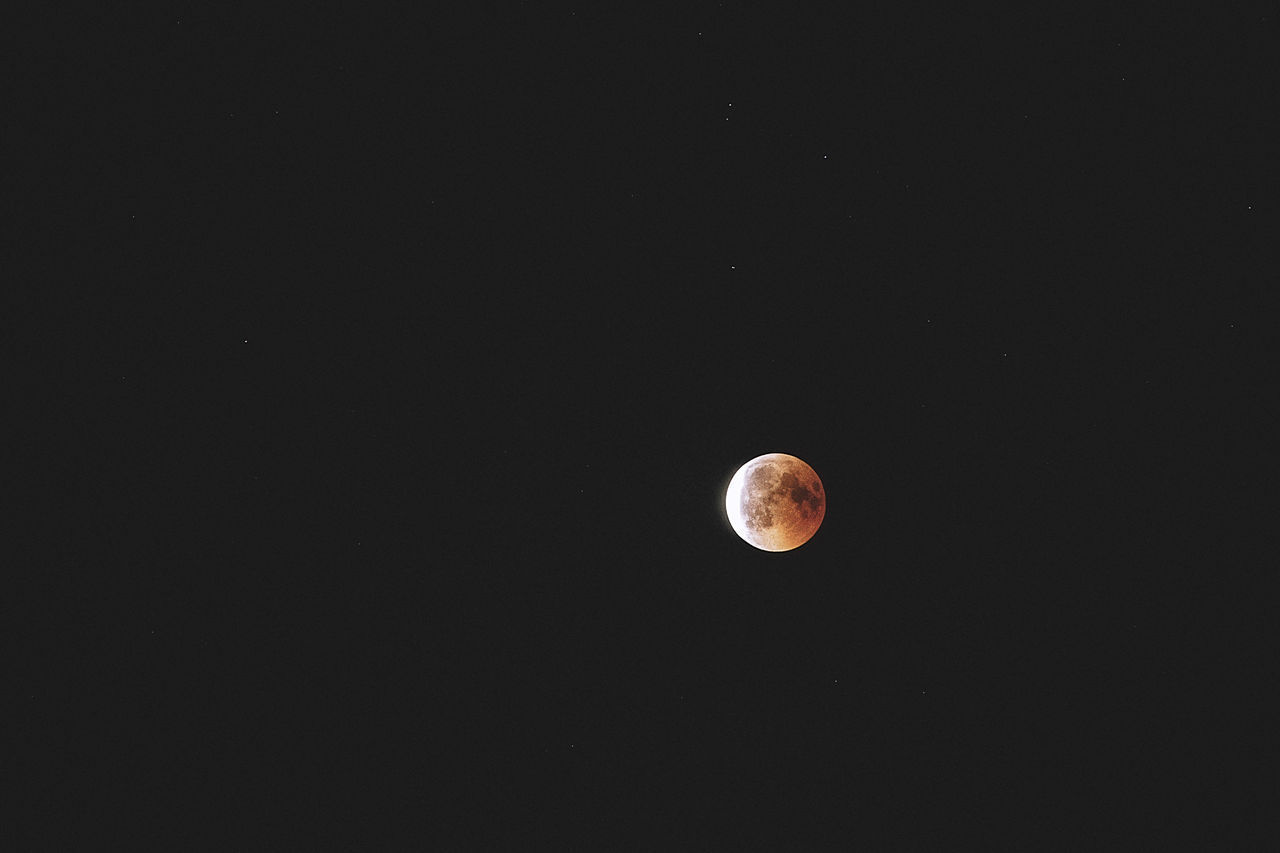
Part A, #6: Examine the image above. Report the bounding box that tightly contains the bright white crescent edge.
[725,462,751,545]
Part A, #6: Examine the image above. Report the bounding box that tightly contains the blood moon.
[725,453,826,551]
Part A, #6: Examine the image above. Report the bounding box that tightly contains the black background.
[12,4,1277,848]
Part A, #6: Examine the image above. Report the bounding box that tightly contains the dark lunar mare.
[779,471,821,516]
[742,462,824,533]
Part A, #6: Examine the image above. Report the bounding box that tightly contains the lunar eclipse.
[725,453,826,551]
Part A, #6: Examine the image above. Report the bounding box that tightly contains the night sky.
[15,5,1276,848]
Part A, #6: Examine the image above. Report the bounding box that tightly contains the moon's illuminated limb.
[725,453,825,552]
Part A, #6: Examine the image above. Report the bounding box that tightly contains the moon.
[725,453,826,552]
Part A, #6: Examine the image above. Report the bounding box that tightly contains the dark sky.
[15,4,1276,848]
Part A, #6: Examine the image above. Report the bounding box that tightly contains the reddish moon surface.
[725,453,826,551]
